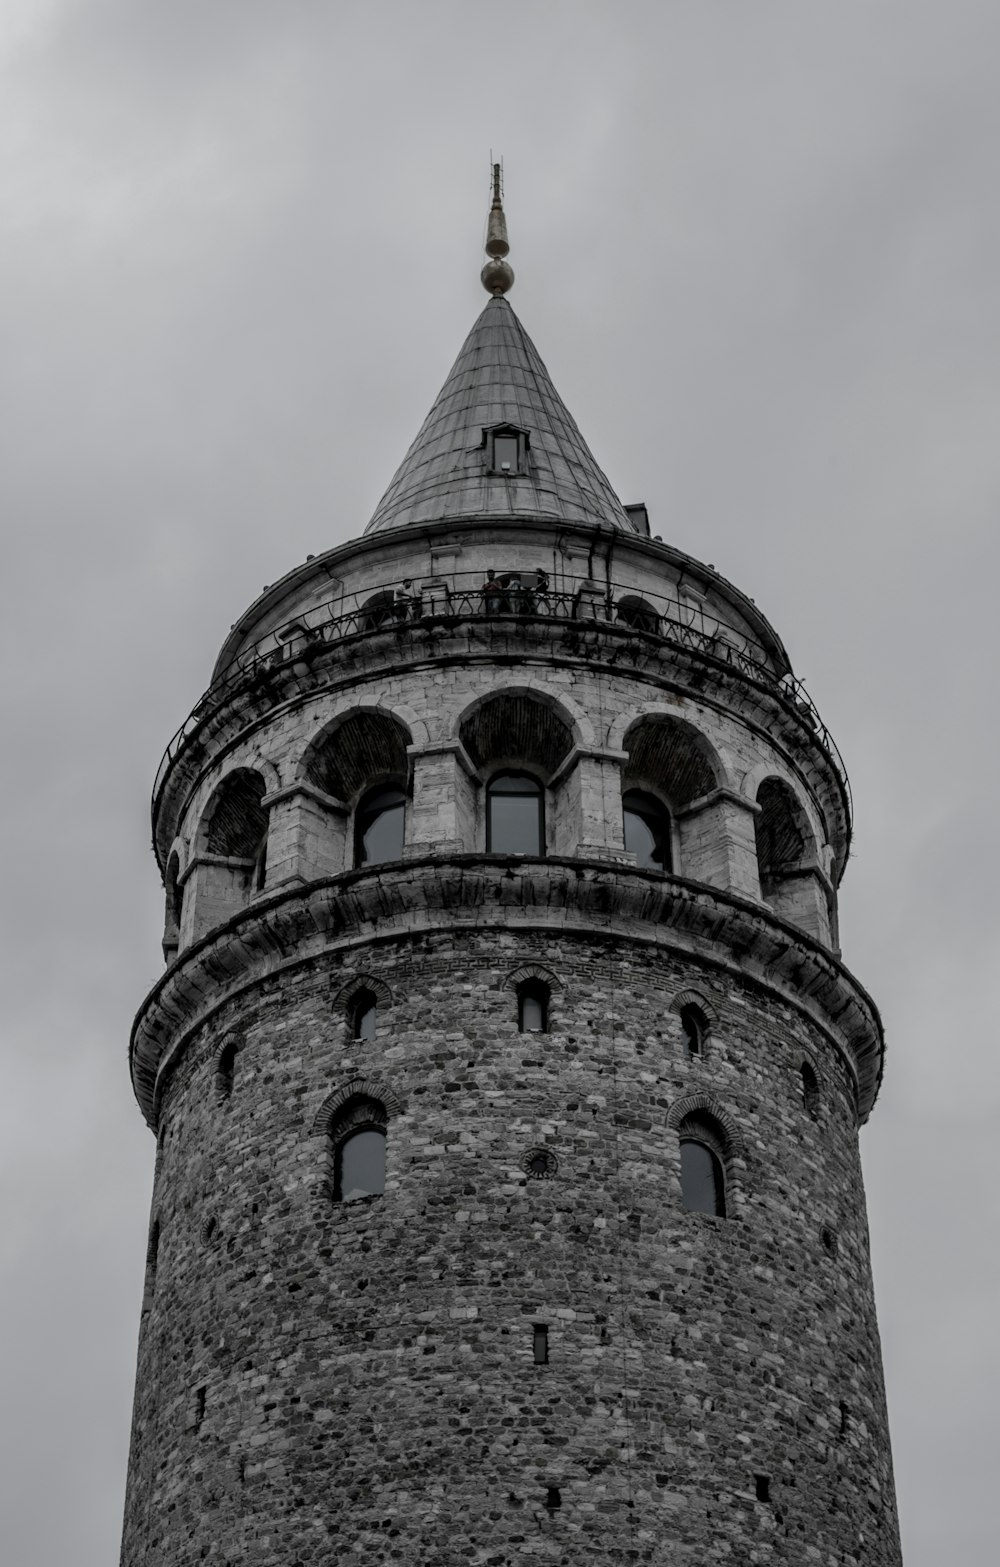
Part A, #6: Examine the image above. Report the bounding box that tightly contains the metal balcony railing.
[152,569,851,833]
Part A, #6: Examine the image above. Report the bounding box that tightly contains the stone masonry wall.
[121,928,900,1566]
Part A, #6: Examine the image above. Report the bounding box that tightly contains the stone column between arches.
[675,788,762,899]
[262,782,348,886]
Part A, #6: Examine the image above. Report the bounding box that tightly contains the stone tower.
[122,175,902,1565]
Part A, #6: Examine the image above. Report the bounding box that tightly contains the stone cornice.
[131,857,884,1131]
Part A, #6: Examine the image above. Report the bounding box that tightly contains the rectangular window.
[533,1324,549,1365]
[493,434,519,472]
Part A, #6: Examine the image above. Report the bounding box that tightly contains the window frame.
[484,422,530,476]
[622,787,673,874]
[677,1112,729,1218]
[331,1097,388,1205]
[485,770,546,857]
[517,978,550,1033]
[354,782,407,867]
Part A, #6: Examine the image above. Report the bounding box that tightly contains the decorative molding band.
[131,856,884,1131]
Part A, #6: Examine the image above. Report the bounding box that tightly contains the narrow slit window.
[351,990,378,1041]
[518,980,549,1033]
[679,1004,705,1058]
[801,1061,820,1120]
[533,1324,549,1364]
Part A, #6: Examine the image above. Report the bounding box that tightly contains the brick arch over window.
[666,1092,745,1161]
[502,963,563,999]
[301,709,413,803]
[198,768,268,858]
[333,975,393,1011]
[311,1075,405,1138]
[622,716,722,810]
[669,989,718,1025]
[458,690,575,779]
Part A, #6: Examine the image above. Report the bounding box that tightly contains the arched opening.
[217,1036,240,1098]
[459,689,575,856]
[753,777,829,941]
[616,594,660,635]
[679,1003,706,1058]
[755,778,810,896]
[359,590,395,631]
[623,717,721,879]
[622,788,672,872]
[459,691,574,777]
[517,978,549,1032]
[330,1096,388,1204]
[678,1113,728,1217]
[189,770,270,935]
[801,1060,820,1120]
[303,710,411,803]
[354,784,406,865]
[487,772,544,856]
[204,769,269,862]
[351,989,378,1041]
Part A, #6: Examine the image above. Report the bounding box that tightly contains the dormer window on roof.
[483,423,529,477]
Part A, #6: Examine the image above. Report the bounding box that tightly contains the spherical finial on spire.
[482,160,514,296]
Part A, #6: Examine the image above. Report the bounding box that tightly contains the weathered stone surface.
[123,517,900,1566]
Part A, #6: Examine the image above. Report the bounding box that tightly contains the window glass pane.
[357,788,406,865]
[520,993,545,1031]
[680,1139,725,1215]
[494,435,519,470]
[354,1000,377,1041]
[680,1007,701,1057]
[339,1129,386,1202]
[488,775,543,855]
[623,791,671,872]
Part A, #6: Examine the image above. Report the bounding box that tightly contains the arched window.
[801,1061,820,1120]
[678,1114,727,1216]
[487,771,544,856]
[518,979,549,1033]
[360,590,395,631]
[351,989,378,1041]
[331,1096,388,1204]
[354,784,406,866]
[622,789,672,872]
[216,1036,240,1098]
[616,595,660,635]
[679,1004,706,1058]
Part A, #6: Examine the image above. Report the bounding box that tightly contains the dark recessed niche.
[755,1474,771,1503]
[533,1324,549,1365]
[544,1485,561,1510]
[821,1225,839,1257]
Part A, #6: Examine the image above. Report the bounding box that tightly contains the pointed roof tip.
[481,160,514,297]
[364,286,639,538]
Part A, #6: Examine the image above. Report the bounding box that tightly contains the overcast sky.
[1,3,997,1562]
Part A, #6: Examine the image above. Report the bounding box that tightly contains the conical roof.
[365,295,636,535]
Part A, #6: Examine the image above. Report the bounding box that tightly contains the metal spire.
[481,161,514,296]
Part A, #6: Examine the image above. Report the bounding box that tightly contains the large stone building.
[121,174,902,1564]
